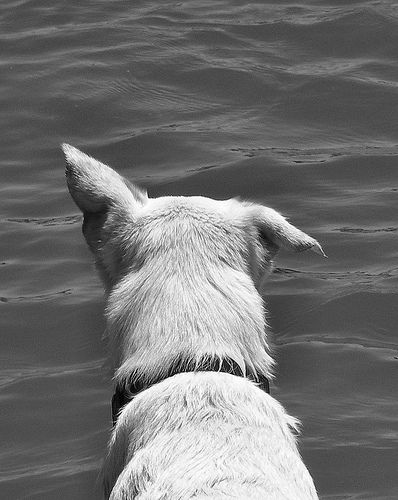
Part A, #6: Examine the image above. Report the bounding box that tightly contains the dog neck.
[112,356,270,425]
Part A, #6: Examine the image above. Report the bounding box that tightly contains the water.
[1,1,397,498]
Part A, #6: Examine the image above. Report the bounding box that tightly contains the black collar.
[112,356,270,425]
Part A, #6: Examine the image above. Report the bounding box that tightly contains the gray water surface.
[1,1,398,498]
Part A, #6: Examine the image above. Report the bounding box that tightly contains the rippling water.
[1,1,397,498]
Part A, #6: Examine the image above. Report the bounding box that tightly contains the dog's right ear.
[250,204,326,257]
[62,144,147,214]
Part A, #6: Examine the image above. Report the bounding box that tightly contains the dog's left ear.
[62,143,147,214]
[251,205,326,256]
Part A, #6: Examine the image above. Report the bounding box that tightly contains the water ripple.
[6,215,81,226]
[0,289,72,304]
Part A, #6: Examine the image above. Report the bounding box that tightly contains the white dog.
[63,144,322,499]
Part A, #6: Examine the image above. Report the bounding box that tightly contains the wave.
[6,215,81,226]
[0,289,72,304]
[0,359,103,389]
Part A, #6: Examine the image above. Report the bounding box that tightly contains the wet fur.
[64,144,320,499]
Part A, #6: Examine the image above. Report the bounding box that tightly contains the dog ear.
[251,205,326,256]
[62,144,147,214]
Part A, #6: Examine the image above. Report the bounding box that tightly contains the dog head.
[63,144,324,381]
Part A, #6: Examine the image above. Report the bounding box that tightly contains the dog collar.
[111,357,270,425]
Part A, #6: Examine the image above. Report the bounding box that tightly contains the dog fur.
[63,144,321,499]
